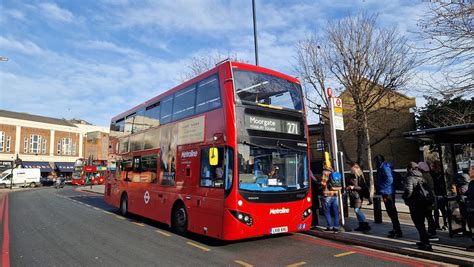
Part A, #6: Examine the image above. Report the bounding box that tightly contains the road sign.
[334,112,344,131]
[327,88,333,98]
[333,98,344,131]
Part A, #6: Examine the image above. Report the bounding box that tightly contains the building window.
[0,131,4,152]
[29,134,41,154]
[6,136,11,153]
[24,137,28,153]
[42,139,47,154]
[62,137,72,155]
[72,142,76,156]
[57,141,61,155]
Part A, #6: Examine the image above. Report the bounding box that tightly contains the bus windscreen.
[237,144,308,192]
[233,70,303,111]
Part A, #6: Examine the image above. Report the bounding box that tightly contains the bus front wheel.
[172,203,188,235]
[120,194,128,216]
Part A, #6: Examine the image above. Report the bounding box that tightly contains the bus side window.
[140,154,157,183]
[200,147,225,188]
[122,159,133,181]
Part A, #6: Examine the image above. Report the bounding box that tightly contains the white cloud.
[3,8,25,20]
[81,40,144,58]
[0,36,44,55]
[38,3,74,22]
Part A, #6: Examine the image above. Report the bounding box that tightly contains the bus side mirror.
[209,147,218,166]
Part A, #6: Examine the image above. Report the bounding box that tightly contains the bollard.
[373,195,383,224]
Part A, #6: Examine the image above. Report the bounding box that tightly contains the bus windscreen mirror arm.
[209,147,219,166]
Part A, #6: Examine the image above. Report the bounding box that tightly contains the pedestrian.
[402,162,434,251]
[348,163,370,232]
[430,160,448,230]
[320,168,341,233]
[374,154,402,238]
[452,169,471,234]
[465,166,474,252]
[418,162,438,241]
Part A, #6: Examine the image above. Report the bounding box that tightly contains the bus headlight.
[229,210,253,226]
[302,207,312,220]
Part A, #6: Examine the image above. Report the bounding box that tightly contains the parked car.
[40,177,54,186]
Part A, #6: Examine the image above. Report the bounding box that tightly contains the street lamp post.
[252,0,259,66]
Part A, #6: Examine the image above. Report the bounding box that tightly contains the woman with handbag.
[347,163,371,232]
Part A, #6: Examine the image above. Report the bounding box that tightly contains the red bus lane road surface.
[1,193,10,267]
[291,234,439,267]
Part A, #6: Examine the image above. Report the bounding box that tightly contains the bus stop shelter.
[404,123,474,237]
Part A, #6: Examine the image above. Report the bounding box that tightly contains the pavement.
[76,185,474,266]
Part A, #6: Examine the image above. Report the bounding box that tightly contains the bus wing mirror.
[209,147,218,166]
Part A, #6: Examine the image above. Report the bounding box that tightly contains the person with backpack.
[320,168,341,232]
[374,154,402,238]
[347,163,371,232]
[402,162,435,251]
[418,162,439,241]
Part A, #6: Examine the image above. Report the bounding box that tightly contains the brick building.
[0,110,109,177]
[309,89,419,173]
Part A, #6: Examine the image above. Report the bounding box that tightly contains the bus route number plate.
[270,226,288,234]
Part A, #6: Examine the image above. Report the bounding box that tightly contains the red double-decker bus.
[72,159,107,185]
[104,61,312,240]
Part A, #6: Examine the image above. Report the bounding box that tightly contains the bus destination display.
[245,114,300,135]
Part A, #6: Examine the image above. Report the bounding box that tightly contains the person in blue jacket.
[374,154,402,238]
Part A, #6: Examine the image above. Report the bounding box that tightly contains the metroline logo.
[181,150,198,158]
[269,208,290,215]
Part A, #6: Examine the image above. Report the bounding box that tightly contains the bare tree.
[295,13,417,195]
[180,52,248,82]
[417,2,474,97]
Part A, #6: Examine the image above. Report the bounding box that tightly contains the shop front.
[55,162,75,179]
[21,161,53,177]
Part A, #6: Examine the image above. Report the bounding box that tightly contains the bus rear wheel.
[120,195,128,216]
[172,203,188,235]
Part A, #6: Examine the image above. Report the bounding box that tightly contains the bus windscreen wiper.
[243,141,268,150]
[277,142,302,152]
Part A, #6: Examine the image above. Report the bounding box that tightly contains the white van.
[0,168,41,188]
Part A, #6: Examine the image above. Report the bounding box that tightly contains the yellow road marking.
[115,215,125,220]
[234,260,253,267]
[156,230,171,237]
[85,204,91,207]
[93,207,101,211]
[132,221,145,227]
[334,251,356,257]
[186,242,210,252]
[287,262,306,267]
[103,211,113,215]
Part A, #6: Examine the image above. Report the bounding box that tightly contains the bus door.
[177,146,200,231]
[127,155,147,216]
[137,153,161,221]
[194,146,226,238]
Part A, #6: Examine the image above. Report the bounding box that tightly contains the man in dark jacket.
[403,162,433,251]
[374,154,402,238]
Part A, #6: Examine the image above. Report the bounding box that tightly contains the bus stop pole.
[338,152,349,218]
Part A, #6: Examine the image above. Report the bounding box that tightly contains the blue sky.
[0,0,430,126]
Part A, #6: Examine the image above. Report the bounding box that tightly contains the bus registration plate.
[270,226,288,234]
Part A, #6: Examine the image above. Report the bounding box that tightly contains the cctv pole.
[252,0,259,66]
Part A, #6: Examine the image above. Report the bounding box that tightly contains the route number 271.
[286,122,298,134]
